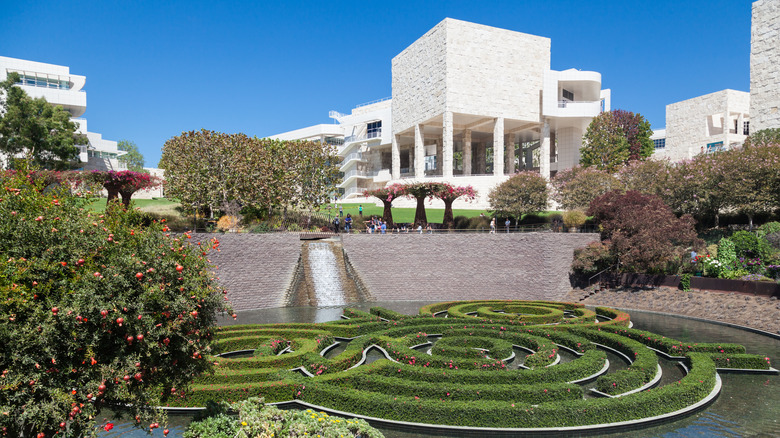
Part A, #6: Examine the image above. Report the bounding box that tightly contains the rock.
[770,296,777,301]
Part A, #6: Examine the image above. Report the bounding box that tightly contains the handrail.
[344,129,382,144]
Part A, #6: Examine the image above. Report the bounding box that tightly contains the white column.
[723,109,730,151]
[442,111,454,177]
[463,129,472,176]
[414,124,425,177]
[493,117,504,176]
[738,112,745,138]
[540,120,551,179]
[505,133,514,174]
[391,134,400,180]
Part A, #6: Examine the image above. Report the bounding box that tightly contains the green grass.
[85,197,182,215]
[325,203,489,224]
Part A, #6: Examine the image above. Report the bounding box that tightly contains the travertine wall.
[751,0,780,131]
[660,89,749,162]
[193,234,302,311]
[194,233,596,310]
[391,18,550,134]
[341,233,597,302]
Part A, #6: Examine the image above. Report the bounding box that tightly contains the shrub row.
[295,353,716,428]
[475,305,565,324]
[708,353,772,369]
[588,325,746,356]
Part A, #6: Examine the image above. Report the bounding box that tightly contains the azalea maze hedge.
[171,300,775,430]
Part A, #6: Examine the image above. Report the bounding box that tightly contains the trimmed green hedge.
[177,300,770,430]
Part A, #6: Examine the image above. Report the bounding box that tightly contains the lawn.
[85,198,556,225]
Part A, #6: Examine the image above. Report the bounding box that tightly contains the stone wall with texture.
[193,233,302,311]
[751,0,780,131]
[341,233,598,302]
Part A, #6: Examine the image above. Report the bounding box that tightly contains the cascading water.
[306,242,346,306]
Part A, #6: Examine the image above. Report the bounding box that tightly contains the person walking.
[490,218,496,234]
[505,218,511,233]
[358,205,363,217]
[339,205,343,217]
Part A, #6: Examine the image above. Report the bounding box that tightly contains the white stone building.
[271,19,610,208]
[0,56,126,171]
[750,0,780,132]
[652,89,750,161]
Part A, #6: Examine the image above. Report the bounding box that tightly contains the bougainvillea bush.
[0,170,231,437]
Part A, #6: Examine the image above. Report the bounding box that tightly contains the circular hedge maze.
[171,300,777,433]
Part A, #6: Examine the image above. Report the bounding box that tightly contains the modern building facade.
[0,56,126,171]
[652,89,750,161]
[272,19,610,208]
[750,0,780,132]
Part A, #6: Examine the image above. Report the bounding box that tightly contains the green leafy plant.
[0,169,232,437]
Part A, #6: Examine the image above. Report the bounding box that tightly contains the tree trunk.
[748,214,754,231]
[382,200,394,227]
[105,188,120,205]
[413,196,427,227]
[443,200,455,229]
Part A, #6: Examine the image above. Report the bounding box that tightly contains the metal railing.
[340,152,366,166]
[344,128,382,144]
[354,96,391,108]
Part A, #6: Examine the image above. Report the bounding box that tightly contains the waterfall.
[307,242,346,306]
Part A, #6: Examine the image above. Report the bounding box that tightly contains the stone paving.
[566,286,780,335]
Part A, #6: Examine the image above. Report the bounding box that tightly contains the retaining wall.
[193,233,302,311]
[341,233,598,302]
[193,232,598,310]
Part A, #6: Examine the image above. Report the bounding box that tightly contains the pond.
[100,301,780,437]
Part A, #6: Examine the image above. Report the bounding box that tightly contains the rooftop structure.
[0,56,125,170]
[652,89,750,161]
[272,19,609,208]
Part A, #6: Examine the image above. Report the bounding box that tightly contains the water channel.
[100,302,780,437]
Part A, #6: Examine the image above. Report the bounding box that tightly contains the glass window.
[653,138,665,149]
[562,89,574,101]
[367,121,382,139]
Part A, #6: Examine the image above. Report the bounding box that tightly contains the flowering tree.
[363,183,406,227]
[552,166,623,210]
[401,182,439,227]
[617,159,671,198]
[81,170,162,208]
[429,183,477,229]
[488,171,549,220]
[0,169,232,437]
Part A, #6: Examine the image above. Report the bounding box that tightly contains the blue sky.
[1,0,752,167]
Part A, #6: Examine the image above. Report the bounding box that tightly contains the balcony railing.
[344,128,382,144]
[354,96,391,108]
[340,152,366,166]
[341,169,377,180]
[557,100,603,109]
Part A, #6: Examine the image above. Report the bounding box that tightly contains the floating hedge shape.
[175,300,774,431]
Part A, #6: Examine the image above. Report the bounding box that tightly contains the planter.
[690,276,780,298]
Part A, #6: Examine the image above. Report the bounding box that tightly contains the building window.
[744,121,750,136]
[653,138,666,149]
[14,73,71,90]
[562,89,574,101]
[367,121,381,139]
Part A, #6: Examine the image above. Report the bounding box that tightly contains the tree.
[80,170,162,207]
[159,131,339,218]
[488,171,549,220]
[402,182,438,227]
[580,110,654,171]
[364,183,406,227]
[0,73,87,170]
[552,166,623,210]
[0,169,231,437]
[719,145,780,230]
[117,140,145,172]
[430,183,477,229]
[587,190,702,273]
[617,159,671,198]
[744,128,780,148]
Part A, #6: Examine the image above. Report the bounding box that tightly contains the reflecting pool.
[100,302,780,438]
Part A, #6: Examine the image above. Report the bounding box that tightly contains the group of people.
[365,216,387,234]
